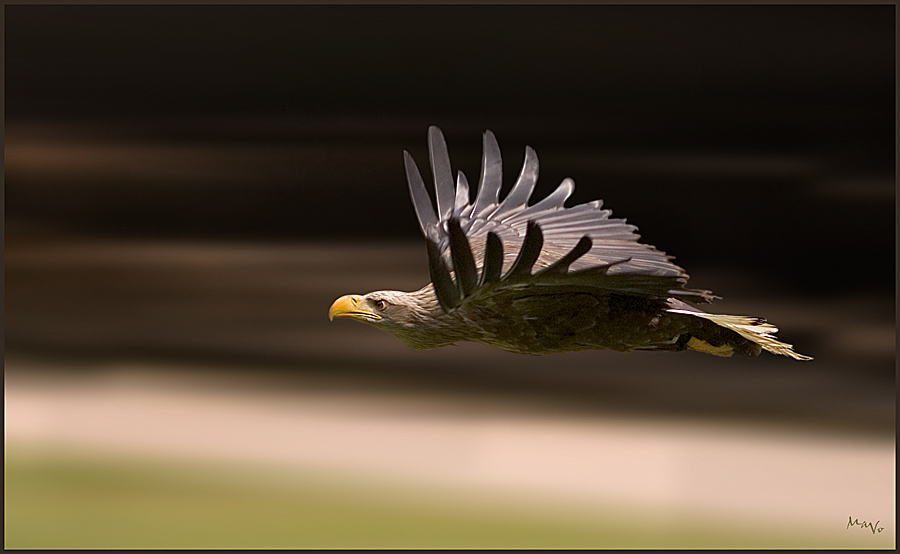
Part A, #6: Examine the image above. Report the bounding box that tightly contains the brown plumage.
[329,127,811,360]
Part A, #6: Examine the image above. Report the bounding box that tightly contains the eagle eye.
[373,299,386,310]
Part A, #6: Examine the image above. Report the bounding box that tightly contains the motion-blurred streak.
[4,133,399,189]
[5,235,894,435]
[5,363,894,536]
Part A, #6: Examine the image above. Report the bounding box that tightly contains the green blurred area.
[5,448,877,549]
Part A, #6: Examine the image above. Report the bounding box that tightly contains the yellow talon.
[687,337,734,357]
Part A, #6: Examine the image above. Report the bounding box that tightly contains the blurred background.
[5,4,895,548]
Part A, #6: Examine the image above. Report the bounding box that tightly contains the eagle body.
[340,285,761,357]
[330,127,810,361]
[446,291,685,356]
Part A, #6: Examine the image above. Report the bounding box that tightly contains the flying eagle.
[329,127,811,360]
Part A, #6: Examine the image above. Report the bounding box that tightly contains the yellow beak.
[329,294,381,322]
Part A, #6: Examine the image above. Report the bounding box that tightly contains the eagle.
[329,127,811,360]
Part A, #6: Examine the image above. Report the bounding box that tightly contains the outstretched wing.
[405,126,715,312]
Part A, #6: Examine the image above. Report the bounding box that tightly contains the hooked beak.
[329,294,382,322]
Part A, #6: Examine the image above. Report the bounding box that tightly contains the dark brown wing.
[405,126,716,312]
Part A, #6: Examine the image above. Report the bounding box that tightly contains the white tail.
[668,309,813,361]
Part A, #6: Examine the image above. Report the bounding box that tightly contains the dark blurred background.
[5,4,895,429]
[7,4,894,273]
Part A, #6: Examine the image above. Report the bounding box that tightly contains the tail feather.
[668,309,813,361]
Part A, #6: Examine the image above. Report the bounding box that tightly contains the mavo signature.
[847,516,884,534]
